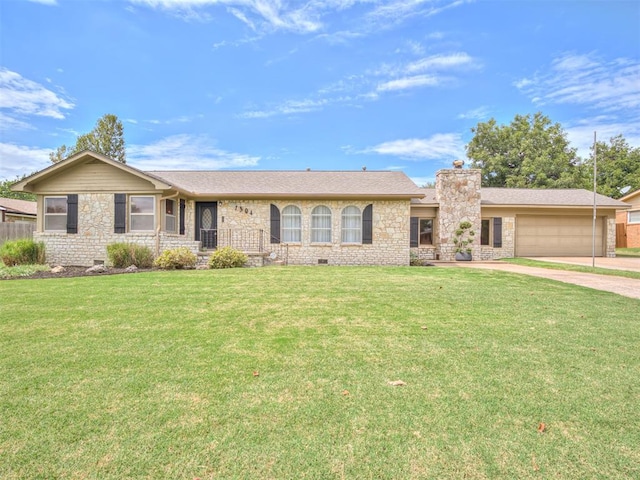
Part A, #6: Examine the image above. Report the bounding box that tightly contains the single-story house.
[0,197,37,224]
[616,189,640,248]
[12,150,630,267]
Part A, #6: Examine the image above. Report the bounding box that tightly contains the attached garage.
[516,215,604,257]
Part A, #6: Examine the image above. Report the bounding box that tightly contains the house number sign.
[235,205,253,215]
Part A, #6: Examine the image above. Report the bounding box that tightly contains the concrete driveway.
[526,256,640,272]
[452,259,640,300]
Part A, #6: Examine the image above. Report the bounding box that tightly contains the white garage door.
[516,216,604,257]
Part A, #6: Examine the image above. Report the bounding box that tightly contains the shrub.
[0,239,45,266]
[154,247,197,270]
[208,246,248,269]
[106,243,154,268]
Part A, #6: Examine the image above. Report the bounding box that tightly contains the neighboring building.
[616,189,640,248]
[0,197,37,223]
[12,150,630,266]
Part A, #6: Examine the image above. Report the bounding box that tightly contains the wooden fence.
[0,223,35,245]
[616,223,627,248]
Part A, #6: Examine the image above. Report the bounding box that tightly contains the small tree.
[50,114,126,163]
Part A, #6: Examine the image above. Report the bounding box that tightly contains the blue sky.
[1,0,639,185]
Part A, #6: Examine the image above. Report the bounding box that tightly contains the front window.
[481,219,491,245]
[341,206,361,243]
[629,211,640,224]
[311,206,331,243]
[130,196,155,231]
[165,199,176,233]
[44,197,67,231]
[282,205,301,242]
[419,219,433,245]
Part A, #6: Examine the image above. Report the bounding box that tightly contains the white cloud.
[406,52,474,73]
[0,68,74,120]
[457,106,490,120]
[27,0,58,5]
[0,112,33,130]
[0,143,52,180]
[361,133,466,160]
[128,134,260,170]
[515,52,640,112]
[377,74,441,92]
[239,98,329,118]
[565,116,640,160]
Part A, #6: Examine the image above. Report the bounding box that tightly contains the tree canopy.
[1,175,36,201]
[49,114,126,164]
[466,112,585,189]
[586,135,640,199]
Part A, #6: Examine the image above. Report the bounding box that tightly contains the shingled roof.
[0,197,37,216]
[148,170,425,199]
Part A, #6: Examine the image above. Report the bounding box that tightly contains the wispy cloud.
[0,68,74,120]
[515,52,640,112]
[565,115,640,160]
[358,133,466,160]
[27,0,58,5]
[377,74,441,92]
[457,106,490,120]
[128,134,260,170]
[0,143,52,180]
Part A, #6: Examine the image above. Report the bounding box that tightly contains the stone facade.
[435,168,482,261]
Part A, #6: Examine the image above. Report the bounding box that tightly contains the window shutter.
[179,199,186,235]
[114,193,127,233]
[270,204,280,244]
[493,217,502,248]
[362,204,373,244]
[66,194,78,234]
[410,217,419,247]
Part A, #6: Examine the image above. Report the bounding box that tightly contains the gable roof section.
[0,197,37,216]
[148,170,424,199]
[620,188,640,206]
[412,188,630,208]
[12,150,175,193]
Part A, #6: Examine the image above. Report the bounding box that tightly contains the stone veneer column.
[436,168,482,261]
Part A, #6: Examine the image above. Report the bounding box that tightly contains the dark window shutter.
[114,193,127,233]
[66,194,78,234]
[179,199,186,235]
[270,204,280,244]
[362,204,373,244]
[410,217,419,247]
[493,217,502,248]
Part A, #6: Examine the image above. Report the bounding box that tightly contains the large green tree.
[49,114,126,164]
[587,135,640,199]
[466,112,585,188]
[1,175,36,201]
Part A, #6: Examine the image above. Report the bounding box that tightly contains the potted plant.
[453,220,475,261]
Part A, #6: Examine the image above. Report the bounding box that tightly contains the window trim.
[43,196,68,232]
[165,199,176,233]
[341,206,362,244]
[282,205,302,243]
[629,210,640,224]
[480,218,491,246]
[311,205,332,243]
[129,195,156,232]
[419,218,434,246]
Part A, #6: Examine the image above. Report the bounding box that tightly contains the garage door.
[516,216,604,257]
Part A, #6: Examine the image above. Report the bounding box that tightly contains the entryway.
[195,202,217,249]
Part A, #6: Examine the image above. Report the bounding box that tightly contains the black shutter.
[410,217,419,247]
[493,217,502,248]
[362,204,373,244]
[114,193,127,233]
[179,199,186,235]
[66,194,78,234]
[270,204,280,244]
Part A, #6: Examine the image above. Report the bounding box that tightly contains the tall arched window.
[282,205,302,242]
[311,206,332,243]
[341,206,361,243]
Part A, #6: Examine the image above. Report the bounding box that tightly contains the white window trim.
[311,205,332,244]
[419,218,434,246]
[165,199,176,233]
[341,206,362,244]
[480,218,492,246]
[44,196,67,232]
[629,210,640,224]
[130,195,156,232]
[282,205,302,243]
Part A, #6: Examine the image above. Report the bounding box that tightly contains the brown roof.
[0,197,37,216]
[149,170,424,199]
[411,188,629,208]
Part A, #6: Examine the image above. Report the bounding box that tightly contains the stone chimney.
[435,167,481,260]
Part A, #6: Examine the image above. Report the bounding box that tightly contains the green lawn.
[617,247,640,257]
[1,267,638,479]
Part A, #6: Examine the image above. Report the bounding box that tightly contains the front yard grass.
[0,261,49,279]
[616,247,640,257]
[1,267,638,479]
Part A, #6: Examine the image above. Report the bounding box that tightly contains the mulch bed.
[6,267,154,280]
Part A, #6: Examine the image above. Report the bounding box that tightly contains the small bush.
[106,243,154,268]
[154,247,197,270]
[0,239,45,266]
[208,246,248,269]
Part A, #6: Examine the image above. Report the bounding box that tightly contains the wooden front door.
[195,202,217,249]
